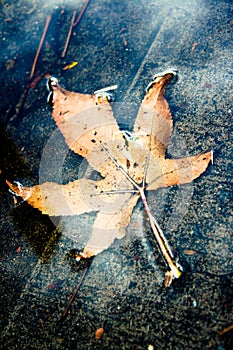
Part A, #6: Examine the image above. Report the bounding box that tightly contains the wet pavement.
[0,0,232,349]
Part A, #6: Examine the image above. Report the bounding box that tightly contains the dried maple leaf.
[7,71,212,284]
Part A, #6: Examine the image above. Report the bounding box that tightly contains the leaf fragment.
[183,249,197,255]
[62,61,78,70]
[95,327,104,339]
[5,59,15,70]
[146,151,212,190]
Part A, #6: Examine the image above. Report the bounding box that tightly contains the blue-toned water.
[0,0,232,349]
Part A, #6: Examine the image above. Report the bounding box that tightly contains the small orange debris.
[13,196,18,205]
[165,270,173,287]
[119,27,127,34]
[16,246,22,253]
[62,61,78,70]
[218,323,233,336]
[123,37,128,46]
[95,327,104,339]
[191,42,198,51]
[5,59,15,70]
[183,249,196,255]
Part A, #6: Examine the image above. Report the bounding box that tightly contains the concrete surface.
[0,0,232,349]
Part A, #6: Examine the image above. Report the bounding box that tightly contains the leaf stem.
[139,187,182,279]
[99,142,141,191]
[99,140,183,279]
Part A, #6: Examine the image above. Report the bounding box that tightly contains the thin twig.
[14,88,29,118]
[61,0,91,58]
[30,15,51,78]
[218,323,233,336]
[11,16,51,120]
[73,0,90,27]
[61,11,76,58]
[99,142,140,191]
[94,189,139,195]
[60,264,90,322]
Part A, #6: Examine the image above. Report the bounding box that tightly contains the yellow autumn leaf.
[62,61,78,70]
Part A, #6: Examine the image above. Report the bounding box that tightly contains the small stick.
[11,16,51,120]
[61,11,76,58]
[14,88,29,118]
[218,323,233,336]
[73,0,90,27]
[30,15,51,78]
[60,264,90,321]
[61,0,91,58]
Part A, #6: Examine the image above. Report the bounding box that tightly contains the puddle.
[0,0,232,349]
